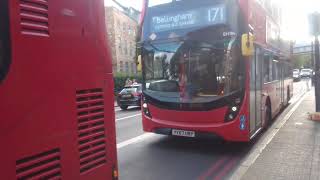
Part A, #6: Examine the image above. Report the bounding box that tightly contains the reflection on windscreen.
[148,0,173,7]
[143,39,245,103]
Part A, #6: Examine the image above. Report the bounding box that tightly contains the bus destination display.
[151,5,226,32]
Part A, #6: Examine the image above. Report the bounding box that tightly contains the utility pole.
[311,42,314,86]
[309,12,320,112]
[315,36,320,111]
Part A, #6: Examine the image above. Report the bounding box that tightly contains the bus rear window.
[0,0,11,84]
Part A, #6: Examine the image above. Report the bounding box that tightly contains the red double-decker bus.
[0,0,118,179]
[140,0,293,142]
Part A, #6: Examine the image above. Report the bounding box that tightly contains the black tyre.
[263,104,272,129]
[287,88,290,104]
[120,105,128,110]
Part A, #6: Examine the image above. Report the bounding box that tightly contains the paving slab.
[242,90,320,180]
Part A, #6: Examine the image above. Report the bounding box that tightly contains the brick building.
[105,7,139,75]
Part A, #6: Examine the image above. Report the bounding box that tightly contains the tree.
[292,54,312,69]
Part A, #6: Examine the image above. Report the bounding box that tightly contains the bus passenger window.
[0,0,10,84]
[264,55,272,83]
[272,61,279,81]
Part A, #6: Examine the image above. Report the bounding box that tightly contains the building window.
[128,25,132,35]
[120,61,123,72]
[129,42,132,56]
[113,66,117,73]
[122,22,126,32]
[118,37,122,53]
[125,62,129,73]
[124,41,128,55]
[131,62,136,74]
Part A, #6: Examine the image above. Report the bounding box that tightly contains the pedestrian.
[306,77,311,91]
[132,79,138,85]
[125,78,132,86]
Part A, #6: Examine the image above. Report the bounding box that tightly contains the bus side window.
[272,60,278,81]
[263,55,271,83]
[0,0,10,84]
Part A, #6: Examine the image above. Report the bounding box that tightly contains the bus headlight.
[142,97,152,118]
[231,106,238,112]
[225,98,242,122]
[143,103,148,109]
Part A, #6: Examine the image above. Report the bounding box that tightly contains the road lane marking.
[230,91,308,180]
[198,156,229,180]
[117,133,155,149]
[214,157,240,180]
[116,114,141,122]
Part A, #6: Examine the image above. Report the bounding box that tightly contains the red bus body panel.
[143,86,251,142]
[0,0,117,179]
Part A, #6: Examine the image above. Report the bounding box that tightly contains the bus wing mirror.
[241,34,254,57]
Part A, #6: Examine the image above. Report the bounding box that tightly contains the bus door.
[250,47,263,134]
[272,59,281,111]
[280,62,285,105]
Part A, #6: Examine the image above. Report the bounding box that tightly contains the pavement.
[114,81,313,180]
[233,87,320,180]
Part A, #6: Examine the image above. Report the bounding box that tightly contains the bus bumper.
[142,115,250,142]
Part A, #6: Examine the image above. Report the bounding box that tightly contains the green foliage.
[292,54,312,69]
[113,72,142,94]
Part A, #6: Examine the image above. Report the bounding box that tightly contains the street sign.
[309,13,320,36]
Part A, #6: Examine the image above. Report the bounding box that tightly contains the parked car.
[117,84,142,110]
[292,69,300,81]
[300,69,313,78]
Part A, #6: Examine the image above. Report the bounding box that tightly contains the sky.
[105,0,320,44]
[278,0,320,44]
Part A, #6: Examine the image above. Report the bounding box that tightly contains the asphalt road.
[115,80,310,180]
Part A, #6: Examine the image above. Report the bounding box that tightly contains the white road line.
[117,133,156,149]
[116,114,141,122]
[230,91,308,180]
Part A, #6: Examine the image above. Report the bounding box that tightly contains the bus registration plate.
[172,129,195,137]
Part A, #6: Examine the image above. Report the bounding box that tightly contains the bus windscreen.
[142,0,246,105]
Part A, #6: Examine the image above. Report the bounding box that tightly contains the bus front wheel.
[263,104,272,129]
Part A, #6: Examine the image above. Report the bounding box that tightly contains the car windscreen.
[120,86,142,94]
[301,69,311,73]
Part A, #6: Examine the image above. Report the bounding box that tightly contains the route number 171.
[208,7,225,23]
